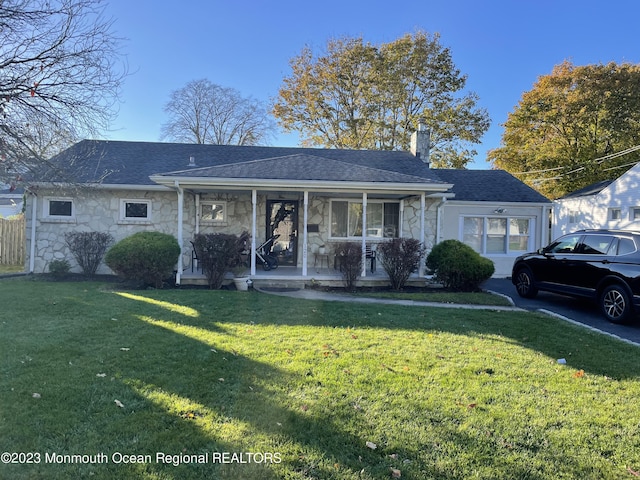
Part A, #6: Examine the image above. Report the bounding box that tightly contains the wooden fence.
[0,216,26,265]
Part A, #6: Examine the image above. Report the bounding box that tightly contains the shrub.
[378,238,425,290]
[65,231,114,275]
[426,239,495,291]
[192,232,248,289]
[335,242,362,291]
[49,259,70,276]
[104,232,180,288]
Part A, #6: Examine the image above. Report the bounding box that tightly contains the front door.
[266,200,298,267]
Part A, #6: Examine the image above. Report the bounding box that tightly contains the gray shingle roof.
[40,140,443,185]
[434,169,550,203]
[34,140,550,203]
[158,153,439,184]
[557,179,613,199]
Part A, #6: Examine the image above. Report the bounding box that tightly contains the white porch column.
[419,192,426,277]
[176,182,184,285]
[302,191,309,276]
[399,199,405,238]
[361,192,368,277]
[195,193,201,234]
[251,189,257,276]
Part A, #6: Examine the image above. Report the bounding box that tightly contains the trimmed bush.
[426,239,495,291]
[49,259,70,276]
[193,232,248,289]
[65,231,114,275]
[378,238,425,290]
[104,232,180,288]
[335,242,362,291]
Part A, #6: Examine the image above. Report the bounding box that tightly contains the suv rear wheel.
[514,268,538,298]
[600,284,633,324]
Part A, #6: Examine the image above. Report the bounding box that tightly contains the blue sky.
[104,0,640,169]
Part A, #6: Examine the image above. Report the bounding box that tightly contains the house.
[0,187,23,218]
[553,162,640,238]
[24,131,550,283]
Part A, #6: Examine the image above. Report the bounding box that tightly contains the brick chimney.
[410,123,430,166]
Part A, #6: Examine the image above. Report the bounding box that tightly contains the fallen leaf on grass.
[391,468,402,478]
[573,369,585,378]
[366,441,377,450]
[96,373,107,377]
[120,348,130,351]
[627,466,640,477]
[114,399,124,408]
[32,392,41,399]
[218,378,225,382]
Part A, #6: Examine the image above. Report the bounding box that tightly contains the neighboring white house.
[23,133,550,281]
[553,162,640,238]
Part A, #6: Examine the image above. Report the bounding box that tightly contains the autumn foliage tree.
[489,61,640,199]
[273,31,490,168]
[0,0,127,187]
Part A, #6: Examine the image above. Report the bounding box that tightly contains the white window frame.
[568,210,579,224]
[460,216,534,255]
[609,208,622,221]
[119,199,152,222]
[43,197,75,221]
[630,207,640,221]
[200,201,227,224]
[329,199,400,240]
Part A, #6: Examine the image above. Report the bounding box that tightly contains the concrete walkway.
[255,286,524,312]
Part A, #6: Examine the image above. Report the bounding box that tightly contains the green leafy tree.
[488,61,640,199]
[273,31,490,168]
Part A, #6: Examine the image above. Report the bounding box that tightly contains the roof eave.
[149,175,453,194]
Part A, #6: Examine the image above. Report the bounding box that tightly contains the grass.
[1,278,640,479]
[352,289,512,306]
[0,264,24,274]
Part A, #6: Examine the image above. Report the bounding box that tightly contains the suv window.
[617,237,637,256]
[547,234,581,254]
[580,235,614,255]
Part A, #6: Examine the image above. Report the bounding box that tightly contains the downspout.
[419,193,426,276]
[28,189,37,273]
[435,196,447,246]
[175,181,184,285]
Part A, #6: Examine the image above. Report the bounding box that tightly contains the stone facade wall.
[26,188,439,274]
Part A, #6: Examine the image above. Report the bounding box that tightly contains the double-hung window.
[331,200,399,239]
[462,216,533,254]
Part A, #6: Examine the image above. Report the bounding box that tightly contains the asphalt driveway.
[483,278,640,346]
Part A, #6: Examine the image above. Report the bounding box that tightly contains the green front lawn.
[1,279,640,479]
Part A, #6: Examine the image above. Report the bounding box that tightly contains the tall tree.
[273,31,490,168]
[161,79,276,146]
[0,0,126,187]
[489,61,640,199]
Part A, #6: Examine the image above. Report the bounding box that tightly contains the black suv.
[512,229,640,324]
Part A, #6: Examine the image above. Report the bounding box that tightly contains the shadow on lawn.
[102,289,633,479]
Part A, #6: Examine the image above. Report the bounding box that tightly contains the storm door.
[266,200,298,267]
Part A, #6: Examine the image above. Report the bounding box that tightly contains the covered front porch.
[180,263,429,289]
[148,153,453,287]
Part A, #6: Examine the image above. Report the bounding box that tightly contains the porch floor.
[180,265,427,289]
